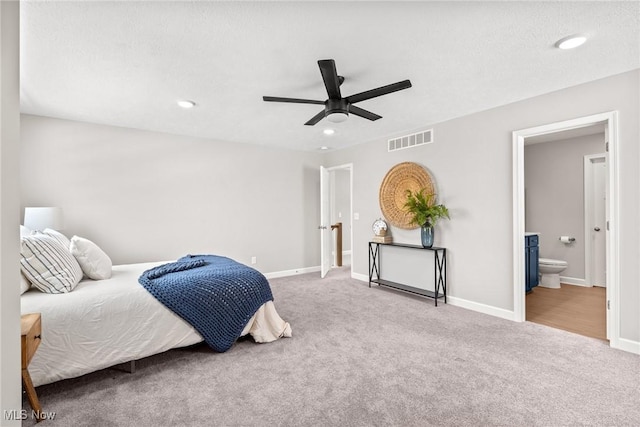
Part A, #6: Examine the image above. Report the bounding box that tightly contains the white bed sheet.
[21,261,291,387]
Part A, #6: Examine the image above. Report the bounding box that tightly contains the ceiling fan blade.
[304,109,326,126]
[346,80,412,104]
[348,105,382,121]
[263,96,324,105]
[318,59,342,100]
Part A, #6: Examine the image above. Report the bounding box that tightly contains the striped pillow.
[39,228,71,249]
[20,272,31,294]
[20,234,83,294]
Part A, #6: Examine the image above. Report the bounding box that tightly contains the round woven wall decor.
[379,162,435,230]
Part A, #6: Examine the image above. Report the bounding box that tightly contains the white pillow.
[39,228,71,249]
[70,235,112,280]
[20,272,31,295]
[20,234,83,294]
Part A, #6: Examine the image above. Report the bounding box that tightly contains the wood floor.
[526,284,607,341]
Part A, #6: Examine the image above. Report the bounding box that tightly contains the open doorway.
[512,111,620,348]
[319,164,353,278]
[522,125,607,340]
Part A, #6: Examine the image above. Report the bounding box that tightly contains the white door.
[584,154,607,288]
[320,166,331,278]
[591,157,607,287]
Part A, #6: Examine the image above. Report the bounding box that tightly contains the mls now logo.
[3,410,28,420]
[4,409,56,421]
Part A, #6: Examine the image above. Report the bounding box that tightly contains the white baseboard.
[612,337,640,355]
[352,274,516,320]
[266,263,358,280]
[446,296,518,321]
[264,266,320,279]
[352,272,368,282]
[559,276,587,286]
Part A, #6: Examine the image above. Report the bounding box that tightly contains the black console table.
[368,242,447,306]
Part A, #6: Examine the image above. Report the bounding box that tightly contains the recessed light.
[323,129,335,136]
[177,100,196,109]
[555,34,587,50]
[318,146,330,151]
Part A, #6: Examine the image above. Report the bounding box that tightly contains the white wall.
[0,1,22,423]
[326,69,640,345]
[18,70,640,349]
[20,115,322,274]
[525,133,605,280]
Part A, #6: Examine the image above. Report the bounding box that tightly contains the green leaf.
[402,188,450,227]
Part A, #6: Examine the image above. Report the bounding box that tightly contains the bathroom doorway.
[512,112,620,347]
[522,124,607,340]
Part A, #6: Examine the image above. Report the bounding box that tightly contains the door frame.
[512,111,619,346]
[321,163,354,278]
[584,153,607,288]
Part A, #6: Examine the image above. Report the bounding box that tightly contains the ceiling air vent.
[388,129,433,152]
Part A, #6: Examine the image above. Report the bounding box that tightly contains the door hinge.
[605,142,609,152]
[606,221,609,231]
[607,300,610,310]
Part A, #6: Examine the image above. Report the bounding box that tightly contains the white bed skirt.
[21,261,291,387]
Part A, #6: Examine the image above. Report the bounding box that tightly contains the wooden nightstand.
[21,313,44,422]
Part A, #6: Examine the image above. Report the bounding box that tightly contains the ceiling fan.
[263,59,412,126]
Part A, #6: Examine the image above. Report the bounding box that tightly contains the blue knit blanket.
[138,255,273,352]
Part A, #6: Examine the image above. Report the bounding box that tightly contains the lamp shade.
[24,207,63,231]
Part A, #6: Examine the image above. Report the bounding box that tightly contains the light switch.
[354,213,360,220]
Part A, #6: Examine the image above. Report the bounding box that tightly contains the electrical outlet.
[251,256,257,265]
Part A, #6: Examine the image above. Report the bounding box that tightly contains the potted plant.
[403,188,450,248]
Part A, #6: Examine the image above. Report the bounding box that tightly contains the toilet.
[538,258,568,289]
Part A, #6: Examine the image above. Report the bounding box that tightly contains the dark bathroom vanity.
[525,233,540,292]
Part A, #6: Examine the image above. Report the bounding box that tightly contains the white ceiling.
[20,1,640,152]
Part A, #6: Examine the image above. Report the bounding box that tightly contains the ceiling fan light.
[327,112,348,123]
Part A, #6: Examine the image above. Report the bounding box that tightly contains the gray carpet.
[23,267,640,426]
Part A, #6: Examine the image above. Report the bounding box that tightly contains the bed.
[20,260,292,387]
